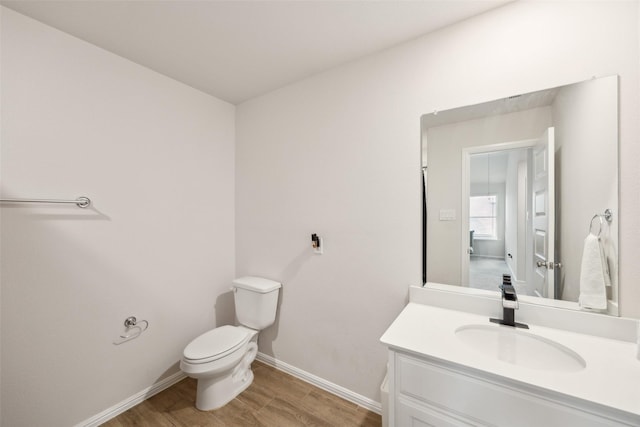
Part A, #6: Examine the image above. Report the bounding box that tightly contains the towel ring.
[589,215,604,236]
[589,209,613,237]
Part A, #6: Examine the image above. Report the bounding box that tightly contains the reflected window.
[470,195,497,239]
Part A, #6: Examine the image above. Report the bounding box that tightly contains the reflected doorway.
[463,138,546,297]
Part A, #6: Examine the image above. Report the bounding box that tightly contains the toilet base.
[194,342,257,411]
[196,368,254,411]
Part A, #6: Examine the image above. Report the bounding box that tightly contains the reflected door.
[532,127,555,298]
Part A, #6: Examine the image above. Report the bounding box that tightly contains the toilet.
[180,276,281,411]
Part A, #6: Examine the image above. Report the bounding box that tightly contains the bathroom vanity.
[380,286,640,427]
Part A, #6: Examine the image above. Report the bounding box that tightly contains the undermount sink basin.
[455,324,586,373]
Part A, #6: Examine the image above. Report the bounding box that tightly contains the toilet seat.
[183,325,250,364]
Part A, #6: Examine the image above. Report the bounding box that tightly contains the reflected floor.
[468,257,536,296]
[469,256,510,292]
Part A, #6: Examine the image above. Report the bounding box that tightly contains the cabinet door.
[394,352,638,427]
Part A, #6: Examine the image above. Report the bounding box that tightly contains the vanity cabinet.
[388,350,638,427]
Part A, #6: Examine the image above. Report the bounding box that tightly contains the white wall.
[504,148,531,281]
[1,8,235,427]
[236,0,639,402]
[554,76,619,303]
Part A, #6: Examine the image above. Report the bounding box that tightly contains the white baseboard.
[75,370,187,427]
[256,352,382,415]
[76,354,382,425]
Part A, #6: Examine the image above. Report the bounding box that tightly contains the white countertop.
[380,302,640,418]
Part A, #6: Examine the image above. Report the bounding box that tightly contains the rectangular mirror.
[422,76,618,315]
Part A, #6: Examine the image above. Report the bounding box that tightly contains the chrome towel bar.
[0,196,91,208]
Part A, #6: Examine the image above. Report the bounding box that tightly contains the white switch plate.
[439,209,456,221]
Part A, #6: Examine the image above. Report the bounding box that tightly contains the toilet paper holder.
[113,316,149,345]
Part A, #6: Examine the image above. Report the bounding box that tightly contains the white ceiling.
[1,0,510,104]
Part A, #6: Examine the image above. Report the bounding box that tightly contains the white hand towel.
[579,234,607,310]
[600,238,611,287]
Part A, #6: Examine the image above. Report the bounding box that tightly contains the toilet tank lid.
[233,276,281,293]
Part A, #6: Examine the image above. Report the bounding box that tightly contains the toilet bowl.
[180,325,258,410]
[180,276,281,411]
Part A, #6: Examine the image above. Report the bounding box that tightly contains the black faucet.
[490,275,528,329]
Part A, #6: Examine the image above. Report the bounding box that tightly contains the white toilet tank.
[232,276,281,330]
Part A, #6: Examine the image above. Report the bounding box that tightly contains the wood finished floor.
[102,360,382,427]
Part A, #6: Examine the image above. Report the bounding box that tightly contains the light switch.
[439,209,456,221]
